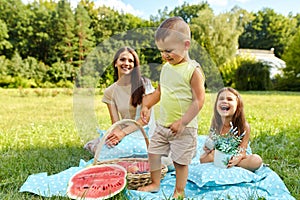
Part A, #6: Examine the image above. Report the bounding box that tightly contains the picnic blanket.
[19,135,295,200]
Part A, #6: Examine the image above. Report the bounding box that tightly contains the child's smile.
[217,91,238,117]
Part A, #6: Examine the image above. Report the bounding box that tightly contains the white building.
[236,48,286,78]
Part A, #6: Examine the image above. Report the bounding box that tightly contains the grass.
[0,88,299,199]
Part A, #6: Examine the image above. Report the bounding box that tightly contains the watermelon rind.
[67,164,127,200]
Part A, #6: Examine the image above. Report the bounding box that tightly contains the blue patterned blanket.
[20,136,295,200]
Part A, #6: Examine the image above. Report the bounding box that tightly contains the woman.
[84,46,155,156]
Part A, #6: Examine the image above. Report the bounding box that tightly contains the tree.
[50,0,76,64]
[0,0,32,59]
[74,3,95,68]
[169,2,210,23]
[279,27,300,91]
[235,60,271,90]
[0,19,12,52]
[26,0,56,64]
[239,8,297,57]
[191,7,247,67]
[295,13,300,27]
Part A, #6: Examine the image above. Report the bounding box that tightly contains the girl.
[200,87,262,172]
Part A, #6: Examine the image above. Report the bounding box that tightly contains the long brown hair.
[112,47,145,107]
[211,87,246,136]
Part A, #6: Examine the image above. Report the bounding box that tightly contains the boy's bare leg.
[137,154,162,192]
[172,162,188,198]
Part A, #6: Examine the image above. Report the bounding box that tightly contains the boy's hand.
[141,106,150,124]
[170,119,185,135]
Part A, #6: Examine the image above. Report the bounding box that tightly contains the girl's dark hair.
[211,87,246,136]
[112,47,145,107]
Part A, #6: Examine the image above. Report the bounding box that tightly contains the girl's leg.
[172,162,188,198]
[200,150,215,163]
[137,153,162,192]
[237,154,263,172]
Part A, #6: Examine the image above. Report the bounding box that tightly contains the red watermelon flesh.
[67,164,127,200]
[116,161,150,174]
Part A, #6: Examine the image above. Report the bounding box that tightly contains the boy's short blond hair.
[155,16,191,42]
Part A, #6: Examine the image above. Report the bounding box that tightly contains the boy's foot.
[137,184,160,193]
[173,191,185,199]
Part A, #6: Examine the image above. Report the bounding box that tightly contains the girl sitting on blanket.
[200,87,263,172]
[84,46,156,153]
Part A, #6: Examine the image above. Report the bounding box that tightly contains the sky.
[79,0,299,19]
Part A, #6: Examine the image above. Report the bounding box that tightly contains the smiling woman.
[84,46,156,156]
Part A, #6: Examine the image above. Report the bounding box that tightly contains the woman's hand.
[105,127,126,148]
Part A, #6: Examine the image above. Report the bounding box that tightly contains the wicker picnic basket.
[93,119,168,190]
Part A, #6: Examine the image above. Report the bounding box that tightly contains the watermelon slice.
[67,164,127,200]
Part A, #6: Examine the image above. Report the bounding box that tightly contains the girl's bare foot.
[137,183,160,193]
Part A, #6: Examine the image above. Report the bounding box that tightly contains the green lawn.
[0,88,299,199]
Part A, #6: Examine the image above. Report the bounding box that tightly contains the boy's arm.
[170,68,205,133]
[140,85,161,124]
[181,67,205,125]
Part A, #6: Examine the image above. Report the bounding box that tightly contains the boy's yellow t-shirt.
[158,60,200,128]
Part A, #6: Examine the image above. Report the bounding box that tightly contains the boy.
[138,17,205,198]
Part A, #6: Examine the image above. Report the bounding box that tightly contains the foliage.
[238,8,298,57]
[169,2,210,23]
[210,123,245,155]
[189,41,223,92]
[191,7,247,67]
[25,1,55,64]
[0,54,74,88]
[278,27,300,91]
[0,1,299,90]
[235,60,272,90]
[74,3,95,68]
[220,55,277,91]
[0,19,12,51]
[220,55,256,88]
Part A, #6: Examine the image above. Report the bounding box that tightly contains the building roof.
[236,48,286,78]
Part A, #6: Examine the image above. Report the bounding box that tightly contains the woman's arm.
[106,103,120,124]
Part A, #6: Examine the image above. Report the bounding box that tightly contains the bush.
[235,60,272,90]
[274,76,300,91]
[220,55,257,88]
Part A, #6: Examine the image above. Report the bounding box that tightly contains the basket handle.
[93,119,149,165]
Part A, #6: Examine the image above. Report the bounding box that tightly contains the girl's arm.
[227,123,250,167]
[239,122,251,157]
